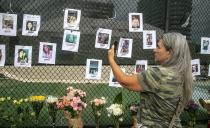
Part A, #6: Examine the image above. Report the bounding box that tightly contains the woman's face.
[27,22,33,29]
[153,39,171,64]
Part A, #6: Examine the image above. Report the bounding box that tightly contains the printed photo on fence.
[38,42,57,64]
[22,14,41,36]
[135,60,148,74]
[129,13,143,32]
[143,30,156,49]
[63,8,81,30]
[117,38,133,58]
[95,28,112,49]
[62,30,80,52]
[200,37,210,54]
[0,45,5,66]
[85,59,102,80]
[0,13,17,36]
[191,59,200,76]
[14,45,32,67]
[109,68,125,87]
[208,65,210,76]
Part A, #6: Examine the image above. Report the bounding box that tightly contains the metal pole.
[165,0,170,33]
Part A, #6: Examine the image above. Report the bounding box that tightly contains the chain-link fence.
[0,0,210,127]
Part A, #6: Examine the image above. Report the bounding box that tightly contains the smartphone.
[113,41,118,54]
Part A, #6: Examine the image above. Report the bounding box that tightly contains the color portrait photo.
[143,30,156,49]
[62,30,80,52]
[95,28,112,49]
[200,37,210,54]
[22,14,41,36]
[129,13,143,32]
[63,9,81,30]
[14,45,32,67]
[117,38,133,58]
[0,13,17,36]
[0,45,6,66]
[85,59,102,80]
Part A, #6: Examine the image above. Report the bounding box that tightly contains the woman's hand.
[108,45,115,62]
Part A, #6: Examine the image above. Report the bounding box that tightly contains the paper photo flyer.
[63,8,81,30]
[0,13,17,36]
[0,44,6,66]
[62,30,80,52]
[95,28,112,49]
[22,14,41,36]
[38,42,57,64]
[14,45,32,67]
[191,59,200,76]
[117,38,133,58]
[85,59,102,80]
[143,30,156,49]
[129,13,143,32]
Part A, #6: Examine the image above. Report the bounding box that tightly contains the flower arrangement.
[46,95,58,127]
[56,86,86,128]
[184,99,199,128]
[29,95,46,122]
[90,97,106,128]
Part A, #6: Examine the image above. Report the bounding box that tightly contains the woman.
[108,32,193,128]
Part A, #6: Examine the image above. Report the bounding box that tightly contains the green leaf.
[113,92,122,104]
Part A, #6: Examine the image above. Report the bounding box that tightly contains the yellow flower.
[29,95,46,101]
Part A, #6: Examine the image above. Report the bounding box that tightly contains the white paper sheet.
[129,13,143,32]
[95,28,112,49]
[200,37,210,54]
[135,60,148,74]
[85,59,102,80]
[109,68,125,88]
[191,59,200,76]
[14,45,32,67]
[143,30,156,49]
[22,14,41,36]
[62,30,80,52]
[38,42,57,64]
[117,38,133,58]
[0,45,6,66]
[0,13,17,36]
[63,9,81,30]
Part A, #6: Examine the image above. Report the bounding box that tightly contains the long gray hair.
[161,32,193,107]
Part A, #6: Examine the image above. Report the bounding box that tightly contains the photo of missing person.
[26,21,37,32]
[89,61,99,76]
[42,44,52,60]
[146,33,153,45]
[67,11,77,26]
[2,15,13,31]
[203,39,209,51]
[65,34,77,44]
[131,15,140,28]
[120,39,129,55]
[136,64,145,73]
[192,64,198,73]
[17,49,28,63]
[97,32,109,45]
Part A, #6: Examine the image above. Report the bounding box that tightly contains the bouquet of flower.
[56,86,87,118]
[106,103,124,128]
[46,95,58,127]
[29,95,46,122]
[90,97,106,128]
[184,99,199,127]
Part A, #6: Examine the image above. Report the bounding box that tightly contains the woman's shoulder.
[147,66,178,76]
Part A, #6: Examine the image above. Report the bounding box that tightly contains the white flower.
[46,95,58,103]
[107,104,123,116]
[119,117,123,122]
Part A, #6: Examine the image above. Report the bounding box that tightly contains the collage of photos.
[62,30,80,52]
[22,14,41,36]
[38,42,57,64]
[85,59,102,80]
[0,45,5,66]
[95,28,112,49]
[0,13,17,36]
[14,45,32,67]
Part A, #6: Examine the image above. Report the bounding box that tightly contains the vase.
[131,115,138,128]
[64,111,83,128]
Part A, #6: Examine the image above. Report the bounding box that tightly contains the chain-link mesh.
[0,0,210,127]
